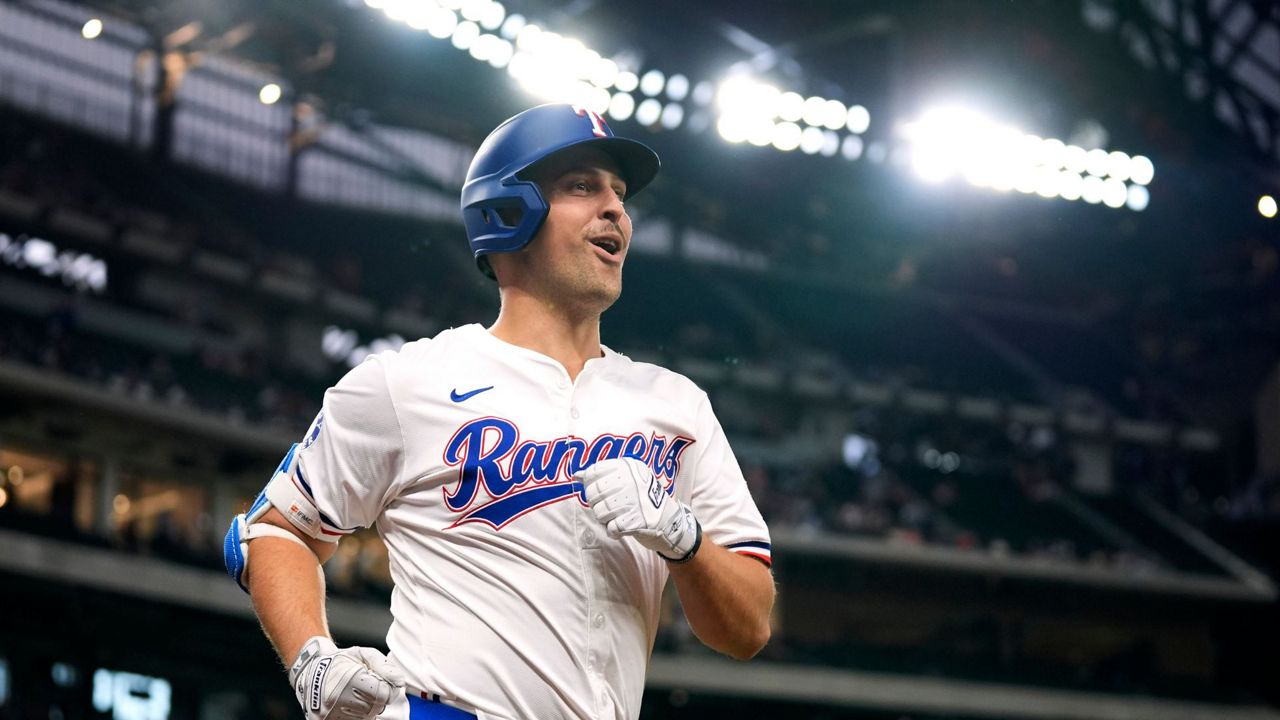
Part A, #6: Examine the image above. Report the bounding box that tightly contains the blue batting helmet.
[461,103,660,278]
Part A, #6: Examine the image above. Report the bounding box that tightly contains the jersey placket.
[565,366,617,719]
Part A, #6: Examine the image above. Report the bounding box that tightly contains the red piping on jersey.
[734,550,772,567]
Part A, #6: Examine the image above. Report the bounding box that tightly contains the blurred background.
[1,0,1279,718]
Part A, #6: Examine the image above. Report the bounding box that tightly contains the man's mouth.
[590,235,622,257]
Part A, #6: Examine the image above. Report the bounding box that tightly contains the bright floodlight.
[660,103,684,129]
[1260,195,1278,218]
[479,0,505,30]
[1063,144,1088,174]
[747,118,774,147]
[1085,148,1110,177]
[845,104,870,133]
[1102,177,1127,208]
[1039,138,1066,170]
[468,34,494,61]
[819,130,840,156]
[451,20,480,49]
[608,92,635,121]
[460,0,488,22]
[1057,171,1083,201]
[427,7,458,38]
[801,96,827,127]
[841,134,864,160]
[1106,151,1131,181]
[635,98,662,125]
[778,92,804,122]
[717,114,750,143]
[614,71,639,93]
[640,69,665,97]
[487,37,514,67]
[901,105,1000,184]
[1129,155,1154,185]
[666,74,689,101]
[716,75,777,116]
[259,83,282,105]
[500,13,525,39]
[590,58,618,88]
[1034,167,1060,198]
[1127,184,1150,211]
[799,126,825,154]
[81,18,103,39]
[772,122,802,151]
[822,100,847,130]
[405,3,434,30]
[1080,175,1104,204]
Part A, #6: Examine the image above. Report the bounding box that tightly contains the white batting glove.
[289,636,405,720]
[576,457,702,563]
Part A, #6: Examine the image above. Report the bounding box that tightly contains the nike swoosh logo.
[450,386,494,403]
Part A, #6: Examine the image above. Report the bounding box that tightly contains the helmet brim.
[520,136,660,200]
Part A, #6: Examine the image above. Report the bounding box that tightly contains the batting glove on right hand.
[289,636,405,720]
[576,457,703,563]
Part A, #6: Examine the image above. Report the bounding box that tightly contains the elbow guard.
[223,443,323,593]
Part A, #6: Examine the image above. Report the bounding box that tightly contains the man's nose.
[600,190,624,223]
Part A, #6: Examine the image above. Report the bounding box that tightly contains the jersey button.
[570,407,580,419]
[582,529,596,545]
[592,613,605,629]
[556,376,568,389]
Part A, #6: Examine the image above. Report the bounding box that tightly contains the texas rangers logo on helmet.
[442,417,694,529]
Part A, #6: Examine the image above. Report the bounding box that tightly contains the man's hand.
[576,457,702,562]
[289,636,405,720]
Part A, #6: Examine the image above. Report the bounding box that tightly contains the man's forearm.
[668,541,774,660]
[247,533,332,667]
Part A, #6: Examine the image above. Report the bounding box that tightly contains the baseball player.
[224,103,774,720]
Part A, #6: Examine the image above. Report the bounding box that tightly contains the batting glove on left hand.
[576,457,702,563]
[289,636,405,720]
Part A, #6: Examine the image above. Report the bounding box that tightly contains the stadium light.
[635,98,662,126]
[451,20,480,49]
[499,13,525,39]
[259,83,282,106]
[1261,195,1278,218]
[608,72,634,94]
[772,122,802,151]
[81,18,103,39]
[845,105,871,134]
[900,103,1154,210]
[362,0,877,150]
[841,134,864,160]
[640,69,665,97]
[666,74,689,102]
[660,103,684,130]
[1126,184,1150,211]
[608,92,635,121]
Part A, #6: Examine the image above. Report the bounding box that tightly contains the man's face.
[494,145,632,314]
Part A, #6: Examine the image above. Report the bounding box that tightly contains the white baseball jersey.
[264,323,771,720]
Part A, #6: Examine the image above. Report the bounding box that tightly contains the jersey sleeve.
[688,393,772,566]
[265,353,405,540]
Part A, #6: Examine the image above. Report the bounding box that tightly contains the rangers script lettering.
[442,417,695,529]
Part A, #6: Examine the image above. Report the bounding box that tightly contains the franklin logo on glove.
[647,476,664,509]
[289,636,405,720]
